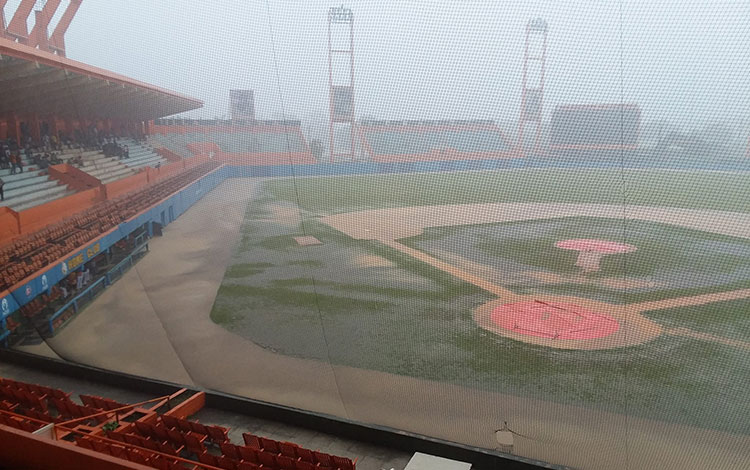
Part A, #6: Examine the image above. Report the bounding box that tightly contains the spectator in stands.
[76,270,84,290]
[0,177,4,201]
[51,134,60,151]
[123,145,130,159]
[0,145,9,169]
[9,153,17,175]
[42,134,51,151]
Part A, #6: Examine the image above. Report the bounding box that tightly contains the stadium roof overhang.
[0,38,202,121]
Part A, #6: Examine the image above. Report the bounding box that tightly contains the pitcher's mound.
[491,300,619,340]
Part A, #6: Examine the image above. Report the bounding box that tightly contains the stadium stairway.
[0,161,74,213]
[76,152,138,184]
[118,139,168,169]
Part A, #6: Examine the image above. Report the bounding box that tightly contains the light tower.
[328,5,355,162]
[517,18,548,156]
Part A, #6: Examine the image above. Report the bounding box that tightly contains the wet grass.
[224,262,275,278]
[265,168,750,214]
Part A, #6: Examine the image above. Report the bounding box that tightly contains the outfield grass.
[266,168,750,214]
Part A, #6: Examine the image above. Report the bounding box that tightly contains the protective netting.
[2,2,750,470]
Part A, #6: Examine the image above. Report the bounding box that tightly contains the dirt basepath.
[324,203,750,351]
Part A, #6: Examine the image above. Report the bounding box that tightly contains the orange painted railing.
[48,164,101,191]
[0,207,21,240]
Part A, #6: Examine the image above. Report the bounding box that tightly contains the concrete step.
[9,187,75,212]
[122,154,162,167]
[94,167,136,182]
[3,174,50,192]
[0,168,45,182]
[2,180,58,201]
[1,182,68,210]
[82,159,122,171]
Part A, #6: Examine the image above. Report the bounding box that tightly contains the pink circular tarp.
[490,300,620,340]
[555,239,636,254]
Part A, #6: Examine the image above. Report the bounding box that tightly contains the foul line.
[382,239,518,300]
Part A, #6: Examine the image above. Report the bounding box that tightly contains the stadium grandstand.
[358,120,516,162]
[148,119,315,165]
[547,104,641,157]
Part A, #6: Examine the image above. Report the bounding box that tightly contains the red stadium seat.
[175,417,193,433]
[313,451,333,467]
[332,455,355,470]
[197,452,219,467]
[242,433,261,449]
[258,451,277,467]
[135,421,152,436]
[206,424,229,443]
[220,442,241,460]
[259,437,279,453]
[166,428,185,447]
[217,455,238,470]
[184,431,206,455]
[294,461,317,470]
[279,441,298,458]
[238,462,260,470]
[153,423,171,442]
[237,446,259,463]
[161,415,179,429]
[189,420,209,437]
[277,454,297,469]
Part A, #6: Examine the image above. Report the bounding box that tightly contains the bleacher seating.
[0,375,357,470]
[148,134,192,158]
[0,161,221,292]
[0,161,74,212]
[76,152,138,184]
[118,139,169,170]
[359,120,513,162]
[148,125,315,165]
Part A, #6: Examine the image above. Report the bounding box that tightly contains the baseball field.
[34,166,749,469]
[207,167,749,465]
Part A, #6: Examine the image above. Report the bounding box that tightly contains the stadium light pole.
[328,5,356,162]
[517,18,548,157]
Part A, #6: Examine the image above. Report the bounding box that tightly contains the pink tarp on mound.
[491,300,619,340]
[555,238,636,254]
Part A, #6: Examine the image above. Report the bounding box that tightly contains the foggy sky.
[9,1,750,130]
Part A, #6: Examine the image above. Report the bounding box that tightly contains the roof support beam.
[30,0,62,49]
[5,0,36,43]
[49,0,83,56]
[1,1,9,38]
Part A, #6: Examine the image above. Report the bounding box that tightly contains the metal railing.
[46,242,149,336]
